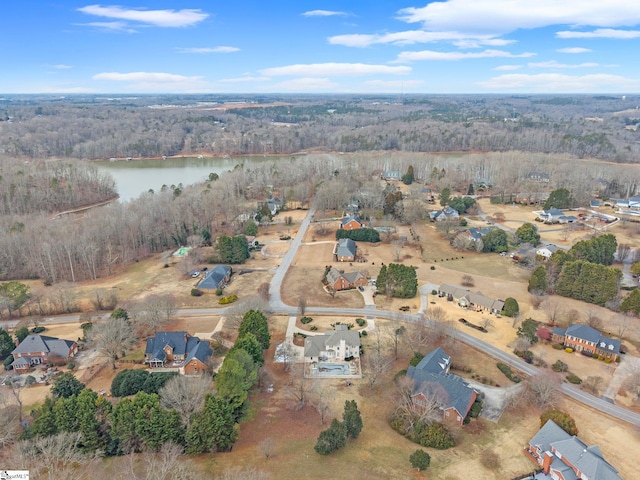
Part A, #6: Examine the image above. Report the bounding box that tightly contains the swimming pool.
[315,362,351,376]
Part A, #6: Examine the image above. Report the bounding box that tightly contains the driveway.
[358,285,376,306]
[602,355,640,401]
[467,380,523,422]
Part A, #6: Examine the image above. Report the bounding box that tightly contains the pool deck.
[304,359,362,379]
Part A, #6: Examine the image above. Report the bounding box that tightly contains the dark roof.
[529,419,570,452]
[335,238,357,257]
[145,331,212,365]
[565,324,621,354]
[184,340,213,365]
[341,216,363,227]
[12,334,76,357]
[198,265,231,290]
[406,348,475,417]
[553,327,567,337]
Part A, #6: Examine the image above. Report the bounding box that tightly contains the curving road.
[5,202,640,427]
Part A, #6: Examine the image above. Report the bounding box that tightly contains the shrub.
[414,422,456,449]
[551,343,564,350]
[565,347,573,353]
[360,330,367,336]
[430,266,436,270]
[300,316,313,324]
[190,288,203,297]
[218,294,239,305]
[410,353,425,367]
[31,326,45,334]
[355,318,366,327]
[111,369,177,397]
[431,289,438,295]
[3,356,13,370]
[566,373,582,384]
[605,358,612,364]
[67,363,75,370]
[540,409,578,436]
[310,325,318,331]
[314,419,347,455]
[497,363,521,383]
[551,360,568,372]
[410,449,431,471]
[215,288,223,296]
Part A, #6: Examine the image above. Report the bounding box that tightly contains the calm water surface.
[95,156,281,202]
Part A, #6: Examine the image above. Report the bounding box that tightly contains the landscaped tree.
[244,221,258,237]
[555,260,621,306]
[0,281,30,318]
[482,228,508,253]
[185,394,238,454]
[314,418,347,455]
[111,369,176,397]
[342,400,363,439]
[376,263,418,298]
[410,449,431,471]
[15,326,29,344]
[631,262,640,276]
[543,188,572,209]
[238,309,270,350]
[569,234,617,266]
[51,372,85,399]
[215,235,250,264]
[515,223,541,246]
[540,409,578,436]
[502,297,520,317]
[448,196,476,214]
[517,318,539,344]
[620,289,640,316]
[0,327,14,361]
[231,333,264,365]
[215,349,258,419]
[528,266,548,295]
[402,165,415,185]
[439,187,451,207]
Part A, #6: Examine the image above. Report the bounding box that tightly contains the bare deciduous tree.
[0,389,22,448]
[582,376,604,396]
[122,442,204,480]
[130,294,176,334]
[286,365,310,410]
[617,243,631,263]
[218,466,270,480]
[392,376,446,434]
[225,296,270,329]
[91,288,119,311]
[461,274,475,287]
[525,372,561,410]
[584,307,603,330]
[259,437,276,459]
[159,374,212,427]
[364,328,394,389]
[86,315,136,368]
[542,297,564,326]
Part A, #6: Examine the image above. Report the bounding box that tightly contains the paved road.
[6,201,640,427]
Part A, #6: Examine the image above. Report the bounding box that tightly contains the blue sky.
[2,1,640,94]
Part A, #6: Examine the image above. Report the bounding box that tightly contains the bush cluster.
[496,363,522,383]
[300,316,313,324]
[218,293,238,304]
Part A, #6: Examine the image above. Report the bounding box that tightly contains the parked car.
[358,286,364,292]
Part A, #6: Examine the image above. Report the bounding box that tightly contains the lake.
[95,155,280,202]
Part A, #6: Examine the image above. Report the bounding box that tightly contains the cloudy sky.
[2,1,640,94]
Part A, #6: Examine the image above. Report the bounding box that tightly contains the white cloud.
[556,47,591,53]
[328,30,511,47]
[302,10,347,17]
[260,63,411,77]
[219,75,270,83]
[177,46,240,54]
[528,60,599,69]
[556,28,640,39]
[395,49,535,62]
[493,65,522,70]
[78,5,208,28]
[50,64,73,70]
[269,78,340,92]
[92,71,210,91]
[79,21,138,33]
[397,1,640,36]
[478,73,638,92]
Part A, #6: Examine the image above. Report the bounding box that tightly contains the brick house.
[325,267,367,291]
[334,238,357,262]
[405,347,478,426]
[437,284,505,315]
[552,324,621,361]
[197,265,232,291]
[340,216,364,231]
[526,419,622,480]
[145,331,213,375]
[11,335,78,373]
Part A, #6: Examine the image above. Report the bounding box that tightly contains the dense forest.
[1,94,640,162]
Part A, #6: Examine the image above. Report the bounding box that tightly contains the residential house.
[558,215,578,224]
[304,324,361,363]
[334,238,357,262]
[537,208,565,224]
[458,227,491,242]
[615,196,640,210]
[515,191,550,205]
[536,244,558,259]
[257,197,284,216]
[381,170,402,181]
[429,206,460,222]
[551,324,621,361]
[406,347,478,426]
[11,334,79,373]
[197,265,232,291]
[340,216,364,231]
[325,267,367,291]
[528,172,550,183]
[145,331,213,375]
[437,284,505,315]
[526,420,622,480]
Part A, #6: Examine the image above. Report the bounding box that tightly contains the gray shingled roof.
[335,238,357,258]
[184,340,213,365]
[406,347,475,418]
[304,325,360,357]
[414,347,450,374]
[198,265,231,290]
[529,419,570,453]
[146,331,199,361]
[565,325,621,354]
[11,334,76,357]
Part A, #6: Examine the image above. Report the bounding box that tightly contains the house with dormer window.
[552,324,620,361]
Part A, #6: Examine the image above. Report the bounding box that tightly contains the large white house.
[304,325,360,362]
